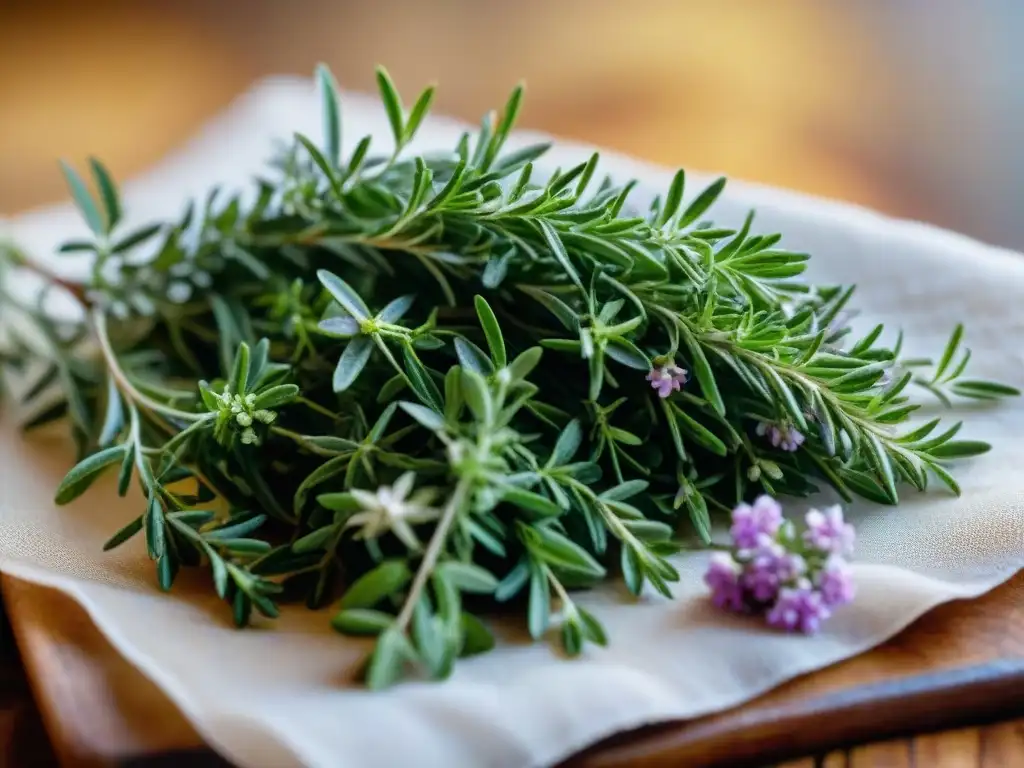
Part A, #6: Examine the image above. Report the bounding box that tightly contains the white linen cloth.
[1,77,1022,768]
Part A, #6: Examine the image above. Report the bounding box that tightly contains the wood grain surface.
[3,572,1022,768]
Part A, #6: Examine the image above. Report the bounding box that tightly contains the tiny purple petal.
[758,421,804,452]
[817,554,856,607]
[766,580,831,634]
[740,536,789,603]
[704,552,747,612]
[803,505,856,556]
[730,495,783,549]
[647,364,685,398]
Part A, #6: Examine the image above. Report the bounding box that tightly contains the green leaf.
[524,524,606,579]
[459,613,495,656]
[54,445,127,505]
[404,86,435,142]
[437,562,499,594]
[538,220,583,290]
[527,564,551,639]
[577,607,608,646]
[401,344,443,412]
[117,446,134,497]
[929,440,990,459]
[549,419,583,466]
[620,546,643,595]
[933,324,964,382]
[316,63,342,168]
[156,553,176,592]
[89,157,121,232]
[339,559,412,610]
[671,404,728,456]
[375,67,405,146]
[604,338,649,370]
[230,342,250,396]
[863,433,898,503]
[461,368,493,425]
[519,285,579,331]
[473,295,506,368]
[317,269,371,321]
[399,401,446,432]
[102,516,143,551]
[332,608,393,636]
[203,514,267,541]
[333,336,373,392]
[454,337,494,376]
[508,347,543,382]
[598,480,649,502]
[58,240,97,254]
[59,160,104,236]
[502,487,562,520]
[951,380,1021,399]
[295,133,343,199]
[366,626,415,690]
[378,295,416,325]
[657,169,685,227]
[98,376,124,446]
[678,177,726,228]
[608,427,642,446]
[344,136,372,181]
[562,618,584,656]
[292,525,338,554]
[209,550,228,598]
[293,454,354,515]
[145,494,165,559]
[495,559,530,602]
[679,325,725,415]
[253,384,299,410]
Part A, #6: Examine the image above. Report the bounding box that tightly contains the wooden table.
[2,572,1022,767]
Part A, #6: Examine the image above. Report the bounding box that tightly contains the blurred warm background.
[3,0,1024,248]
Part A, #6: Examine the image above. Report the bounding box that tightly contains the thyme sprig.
[0,64,1016,688]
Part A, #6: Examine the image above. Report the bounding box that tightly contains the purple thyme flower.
[803,504,856,556]
[730,495,784,549]
[646,362,688,398]
[756,421,805,452]
[703,552,747,612]
[740,535,807,604]
[816,554,856,607]
[766,579,831,634]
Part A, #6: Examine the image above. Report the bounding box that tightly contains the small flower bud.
[255,409,277,425]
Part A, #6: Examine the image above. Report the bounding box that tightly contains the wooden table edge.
[4,571,1024,768]
[567,658,1024,767]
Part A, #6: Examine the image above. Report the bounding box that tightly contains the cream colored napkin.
[2,77,1022,768]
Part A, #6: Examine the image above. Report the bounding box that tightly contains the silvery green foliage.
[0,64,1016,689]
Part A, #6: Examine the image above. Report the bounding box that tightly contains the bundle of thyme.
[0,66,1017,688]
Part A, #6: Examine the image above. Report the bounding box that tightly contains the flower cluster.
[704,496,856,634]
[646,360,688,398]
[756,420,805,452]
[213,387,277,445]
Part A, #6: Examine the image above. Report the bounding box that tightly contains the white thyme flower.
[344,472,441,551]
